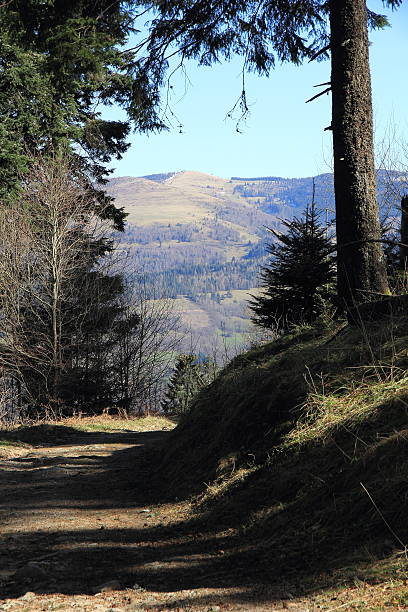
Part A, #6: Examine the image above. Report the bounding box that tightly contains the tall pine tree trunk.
[329,0,389,307]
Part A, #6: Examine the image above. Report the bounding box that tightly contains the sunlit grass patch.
[285,375,408,447]
[0,437,31,458]
[0,439,18,447]
[0,414,176,448]
[63,414,176,432]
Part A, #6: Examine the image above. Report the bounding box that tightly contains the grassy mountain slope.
[108,169,406,354]
[148,314,408,600]
[108,171,250,227]
[108,171,283,352]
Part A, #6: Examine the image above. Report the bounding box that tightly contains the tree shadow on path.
[0,426,402,611]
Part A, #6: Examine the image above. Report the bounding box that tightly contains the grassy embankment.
[1,315,407,608]
[152,314,408,606]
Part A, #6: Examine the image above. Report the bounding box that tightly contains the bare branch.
[306,87,331,103]
[308,44,331,62]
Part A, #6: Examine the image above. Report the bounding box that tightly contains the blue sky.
[108,1,408,180]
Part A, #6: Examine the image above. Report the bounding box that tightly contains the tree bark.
[329,0,389,308]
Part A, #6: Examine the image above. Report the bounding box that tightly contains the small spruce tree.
[249,203,336,331]
[161,354,215,415]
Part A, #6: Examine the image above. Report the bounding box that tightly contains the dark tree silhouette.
[0,1,164,223]
[162,354,215,415]
[249,203,336,330]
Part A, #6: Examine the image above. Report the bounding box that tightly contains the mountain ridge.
[107,169,406,354]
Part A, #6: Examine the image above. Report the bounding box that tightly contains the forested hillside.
[108,169,405,353]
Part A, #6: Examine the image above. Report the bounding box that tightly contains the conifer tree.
[133,0,403,306]
[0,1,163,221]
[249,204,336,330]
[161,354,215,414]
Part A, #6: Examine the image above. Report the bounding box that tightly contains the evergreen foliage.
[0,5,194,421]
[135,1,400,116]
[249,204,336,330]
[162,354,215,415]
[0,157,142,419]
[0,1,164,224]
[134,0,402,305]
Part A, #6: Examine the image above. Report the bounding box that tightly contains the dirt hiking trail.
[0,420,404,611]
[0,422,297,612]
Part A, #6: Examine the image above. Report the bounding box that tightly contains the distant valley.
[107,169,405,354]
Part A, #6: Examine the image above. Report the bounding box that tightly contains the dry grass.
[172,296,212,329]
[61,413,176,432]
[107,171,251,227]
[0,436,31,458]
[0,414,176,451]
[285,374,408,447]
[149,314,408,597]
[2,317,408,609]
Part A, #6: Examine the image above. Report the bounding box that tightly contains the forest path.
[0,421,301,612]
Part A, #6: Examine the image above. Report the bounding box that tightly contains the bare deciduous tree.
[0,157,119,418]
[113,279,181,416]
[0,156,183,422]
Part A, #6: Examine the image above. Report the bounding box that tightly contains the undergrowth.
[151,314,408,593]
